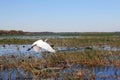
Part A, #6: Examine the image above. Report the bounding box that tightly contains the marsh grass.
[1,50,120,79]
[47,36,120,48]
[1,36,120,79]
[0,38,35,44]
[1,36,120,47]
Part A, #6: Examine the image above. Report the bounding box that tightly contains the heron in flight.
[27,39,56,53]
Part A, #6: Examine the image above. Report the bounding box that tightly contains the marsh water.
[1,64,120,80]
[0,35,79,39]
[1,44,120,56]
[1,44,120,79]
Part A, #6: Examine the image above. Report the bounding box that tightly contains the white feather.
[32,39,55,53]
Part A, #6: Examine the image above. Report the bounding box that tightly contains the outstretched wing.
[32,40,55,53]
[33,45,41,52]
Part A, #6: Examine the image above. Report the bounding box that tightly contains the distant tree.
[0,30,24,35]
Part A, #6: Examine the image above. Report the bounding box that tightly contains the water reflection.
[0,44,42,58]
[1,44,120,79]
[1,64,120,80]
[1,44,120,56]
[0,68,33,80]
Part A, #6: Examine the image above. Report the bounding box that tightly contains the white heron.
[27,39,56,53]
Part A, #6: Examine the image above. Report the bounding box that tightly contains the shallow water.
[0,44,42,58]
[0,44,120,55]
[0,35,79,39]
[1,44,120,79]
[0,44,120,60]
[1,64,120,80]
[59,64,120,80]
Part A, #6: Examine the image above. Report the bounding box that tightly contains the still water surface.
[0,44,120,80]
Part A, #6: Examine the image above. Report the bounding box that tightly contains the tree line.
[0,30,120,36]
[0,30,24,35]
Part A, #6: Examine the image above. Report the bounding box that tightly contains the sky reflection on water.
[1,44,120,79]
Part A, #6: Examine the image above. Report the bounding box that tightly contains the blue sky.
[0,0,120,32]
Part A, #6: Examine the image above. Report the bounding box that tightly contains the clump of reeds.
[1,49,120,79]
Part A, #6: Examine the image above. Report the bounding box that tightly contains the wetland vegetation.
[1,31,120,79]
